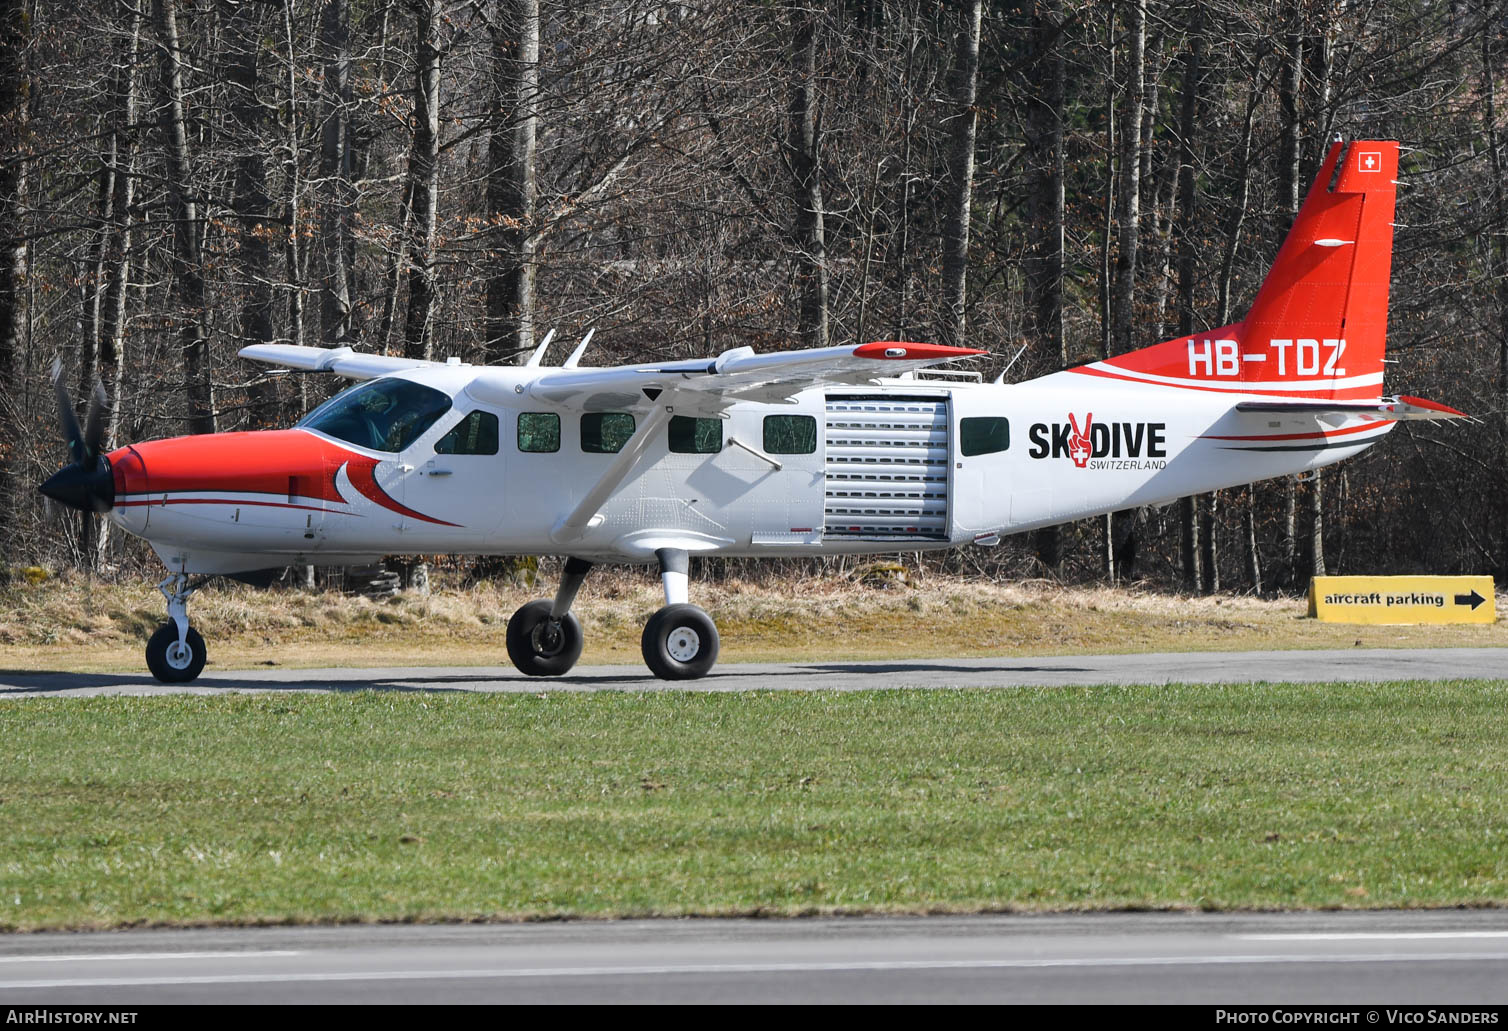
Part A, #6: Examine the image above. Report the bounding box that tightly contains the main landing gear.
[504,549,720,680]
[145,574,207,684]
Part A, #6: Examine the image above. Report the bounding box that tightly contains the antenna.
[993,344,1028,384]
[562,327,597,369]
[523,327,558,368]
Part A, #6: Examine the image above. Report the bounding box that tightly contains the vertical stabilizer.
[1069,139,1398,401]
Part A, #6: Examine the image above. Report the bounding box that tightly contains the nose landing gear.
[506,557,591,676]
[145,574,207,683]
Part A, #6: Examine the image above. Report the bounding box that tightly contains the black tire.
[145,624,207,684]
[641,604,719,680]
[506,599,584,676]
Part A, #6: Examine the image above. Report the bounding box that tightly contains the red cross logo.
[1068,412,1094,468]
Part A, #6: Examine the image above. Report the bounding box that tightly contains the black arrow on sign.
[1453,590,1486,610]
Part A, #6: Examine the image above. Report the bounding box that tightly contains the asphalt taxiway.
[2,646,1504,696]
[1,911,1506,1004]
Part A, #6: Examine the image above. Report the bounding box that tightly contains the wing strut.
[552,404,675,543]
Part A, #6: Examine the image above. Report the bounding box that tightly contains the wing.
[239,344,436,381]
[489,341,986,414]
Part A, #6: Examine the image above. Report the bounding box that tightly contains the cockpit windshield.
[297,378,453,453]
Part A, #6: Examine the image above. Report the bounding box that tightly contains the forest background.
[1,0,1505,595]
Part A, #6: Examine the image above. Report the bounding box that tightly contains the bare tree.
[787,0,828,350]
[401,0,442,360]
[316,0,355,345]
[484,0,539,363]
[938,0,982,349]
[152,0,215,434]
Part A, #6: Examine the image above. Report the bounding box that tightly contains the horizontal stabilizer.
[1235,395,1467,421]
[239,344,435,381]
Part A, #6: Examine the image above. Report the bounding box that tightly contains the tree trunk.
[402,0,442,361]
[938,0,981,348]
[485,0,538,364]
[152,0,214,435]
[1310,470,1326,577]
[1278,4,1304,589]
[1024,0,1066,568]
[0,0,29,558]
[1175,4,1203,590]
[83,6,142,567]
[226,0,277,428]
[281,0,306,368]
[317,0,354,345]
[1024,0,1065,366]
[1099,6,1114,360]
[1200,493,1219,593]
[1277,7,1303,217]
[1486,16,1508,577]
[1110,0,1144,356]
[787,0,828,350]
[892,27,918,340]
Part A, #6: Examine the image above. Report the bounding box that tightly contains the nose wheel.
[147,574,207,683]
[505,600,584,676]
[505,557,592,676]
[146,624,206,683]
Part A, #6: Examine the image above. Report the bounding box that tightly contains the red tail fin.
[1071,140,1397,401]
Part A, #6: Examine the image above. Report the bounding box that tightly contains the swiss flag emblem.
[1358,150,1382,172]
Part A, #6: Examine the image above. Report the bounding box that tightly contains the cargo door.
[823,395,950,541]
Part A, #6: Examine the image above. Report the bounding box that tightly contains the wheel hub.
[165,641,193,670]
[666,625,701,662]
[531,620,565,657]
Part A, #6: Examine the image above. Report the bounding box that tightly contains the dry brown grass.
[3,567,1504,674]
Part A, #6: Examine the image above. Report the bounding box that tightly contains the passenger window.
[517,412,560,453]
[960,417,1010,456]
[669,415,722,454]
[581,412,636,454]
[763,414,816,455]
[435,411,499,455]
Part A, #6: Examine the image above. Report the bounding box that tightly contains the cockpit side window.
[297,378,453,453]
[435,410,499,455]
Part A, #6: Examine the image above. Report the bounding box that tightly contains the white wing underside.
[237,344,435,381]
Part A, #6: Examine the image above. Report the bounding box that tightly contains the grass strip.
[2,679,1506,930]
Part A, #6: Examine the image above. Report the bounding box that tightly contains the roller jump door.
[823,395,950,541]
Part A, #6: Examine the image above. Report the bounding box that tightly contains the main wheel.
[641,604,719,680]
[506,599,584,676]
[145,624,207,684]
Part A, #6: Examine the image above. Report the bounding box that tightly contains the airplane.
[40,139,1466,684]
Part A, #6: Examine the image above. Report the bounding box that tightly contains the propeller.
[39,357,116,514]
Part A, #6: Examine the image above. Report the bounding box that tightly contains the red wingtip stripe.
[853,341,986,360]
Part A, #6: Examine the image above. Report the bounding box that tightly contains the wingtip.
[854,341,987,361]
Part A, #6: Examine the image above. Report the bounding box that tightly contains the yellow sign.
[1308,575,1496,624]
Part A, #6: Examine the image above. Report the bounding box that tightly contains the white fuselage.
[112,364,1392,576]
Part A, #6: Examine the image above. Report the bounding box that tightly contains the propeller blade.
[49,357,87,467]
[83,379,108,463]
